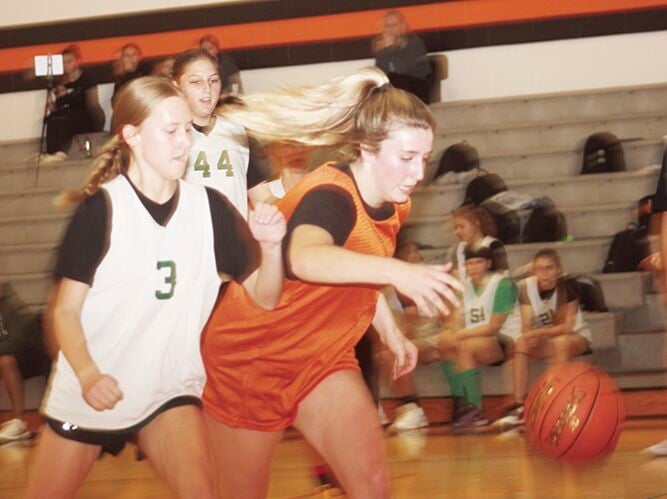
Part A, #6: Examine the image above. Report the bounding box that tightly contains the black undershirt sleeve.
[54,191,109,285]
[283,185,357,278]
[206,188,260,283]
[246,136,271,189]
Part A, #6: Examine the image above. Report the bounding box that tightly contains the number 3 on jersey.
[155,260,176,300]
[194,150,234,178]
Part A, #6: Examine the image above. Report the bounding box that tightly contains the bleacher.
[397,82,667,396]
[1,83,667,410]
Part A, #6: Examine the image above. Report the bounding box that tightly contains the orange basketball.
[524,362,625,462]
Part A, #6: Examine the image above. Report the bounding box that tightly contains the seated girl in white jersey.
[450,203,509,279]
[495,248,593,431]
[25,77,286,499]
[172,49,269,219]
[438,246,519,428]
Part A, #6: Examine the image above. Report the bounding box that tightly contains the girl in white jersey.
[173,49,267,218]
[438,246,519,428]
[451,203,509,279]
[25,77,286,499]
[495,248,592,430]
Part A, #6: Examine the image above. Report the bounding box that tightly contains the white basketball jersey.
[45,176,221,430]
[524,276,591,341]
[184,115,250,218]
[455,235,500,280]
[462,273,520,337]
[463,272,503,329]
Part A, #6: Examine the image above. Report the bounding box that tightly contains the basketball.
[524,362,625,462]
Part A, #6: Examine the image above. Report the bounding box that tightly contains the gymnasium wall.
[1,0,666,141]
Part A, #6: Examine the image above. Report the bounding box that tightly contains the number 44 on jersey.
[194,150,234,178]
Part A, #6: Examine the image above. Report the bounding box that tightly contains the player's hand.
[81,371,124,411]
[389,261,463,318]
[248,203,287,248]
[386,333,418,379]
[523,330,541,348]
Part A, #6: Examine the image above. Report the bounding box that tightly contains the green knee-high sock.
[440,360,464,398]
[458,368,482,409]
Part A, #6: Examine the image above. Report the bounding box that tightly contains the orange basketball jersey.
[201,163,410,431]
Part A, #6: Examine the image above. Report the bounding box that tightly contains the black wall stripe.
[1,0,451,48]
[2,7,666,95]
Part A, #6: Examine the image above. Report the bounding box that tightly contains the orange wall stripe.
[1,0,666,74]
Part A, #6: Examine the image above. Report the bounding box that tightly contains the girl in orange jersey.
[201,67,462,498]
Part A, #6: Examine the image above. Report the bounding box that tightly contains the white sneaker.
[40,151,68,164]
[388,403,429,432]
[378,405,389,426]
[0,418,31,444]
[645,439,667,457]
[494,405,525,432]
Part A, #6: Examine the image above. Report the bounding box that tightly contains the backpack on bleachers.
[570,274,608,312]
[580,132,626,174]
[464,169,508,206]
[480,199,521,244]
[521,205,568,243]
[602,223,650,273]
[434,141,479,180]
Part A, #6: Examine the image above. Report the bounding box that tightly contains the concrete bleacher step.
[0,158,93,191]
[594,330,667,374]
[1,272,52,307]
[402,202,637,248]
[609,370,667,389]
[0,187,65,217]
[0,213,70,245]
[430,82,667,131]
[0,242,58,275]
[624,293,665,333]
[0,132,109,166]
[433,111,667,156]
[426,139,663,183]
[411,168,659,217]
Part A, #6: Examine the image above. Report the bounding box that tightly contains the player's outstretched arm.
[50,278,123,411]
[242,202,287,310]
[288,224,462,318]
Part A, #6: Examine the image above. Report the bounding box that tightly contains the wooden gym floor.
[1,411,666,498]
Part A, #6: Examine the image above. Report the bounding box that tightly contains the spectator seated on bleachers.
[0,282,52,444]
[494,248,593,431]
[373,10,433,104]
[437,246,519,429]
[40,44,105,164]
[199,34,244,96]
[450,204,509,279]
[112,43,152,100]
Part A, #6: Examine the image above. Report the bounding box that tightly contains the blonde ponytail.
[217,67,435,161]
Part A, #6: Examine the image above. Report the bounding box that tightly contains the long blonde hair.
[217,67,436,161]
[59,77,183,205]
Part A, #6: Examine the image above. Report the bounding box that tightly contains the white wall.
[2,30,666,142]
[0,0,261,28]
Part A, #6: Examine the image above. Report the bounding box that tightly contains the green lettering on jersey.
[155,260,176,300]
[470,307,485,324]
[217,149,233,177]
[194,151,211,178]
